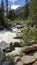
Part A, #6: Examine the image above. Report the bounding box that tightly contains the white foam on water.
[0,31,21,43]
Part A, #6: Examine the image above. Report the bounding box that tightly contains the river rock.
[22,44,37,52]
[16,61,23,65]
[14,56,21,62]
[34,52,37,59]
[14,42,21,47]
[22,46,33,52]
[21,55,36,64]
[33,60,37,65]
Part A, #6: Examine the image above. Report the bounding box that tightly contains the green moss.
[20,51,26,57]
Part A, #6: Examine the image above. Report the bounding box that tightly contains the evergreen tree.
[6,0,8,14]
[29,0,37,25]
[0,8,5,25]
[1,0,4,13]
[7,10,15,20]
[22,0,29,19]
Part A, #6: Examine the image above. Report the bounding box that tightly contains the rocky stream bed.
[0,22,37,65]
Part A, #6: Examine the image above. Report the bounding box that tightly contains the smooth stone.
[34,52,37,59]
[16,61,23,65]
[14,56,21,62]
[21,55,36,64]
[22,45,37,52]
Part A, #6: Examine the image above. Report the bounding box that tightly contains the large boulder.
[14,42,21,47]
[34,52,37,59]
[33,60,37,65]
[21,56,36,64]
[10,42,15,51]
[22,45,37,52]
[0,41,9,50]
[22,46,33,52]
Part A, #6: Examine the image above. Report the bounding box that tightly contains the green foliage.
[22,0,37,45]
[6,0,8,13]
[20,51,26,57]
[28,0,37,25]
[0,7,5,25]
[23,26,37,44]
[5,17,13,24]
[7,10,15,20]
[17,3,30,20]
[1,0,4,13]
[12,18,21,24]
[23,3,30,19]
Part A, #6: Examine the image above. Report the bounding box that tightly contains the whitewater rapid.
[0,31,21,43]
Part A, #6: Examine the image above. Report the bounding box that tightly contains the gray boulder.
[16,61,23,65]
[14,42,21,47]
[0,41,9,50]
[21,55,36,64]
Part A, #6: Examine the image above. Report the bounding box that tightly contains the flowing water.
[0,30,21,43]
[0,30,21,65]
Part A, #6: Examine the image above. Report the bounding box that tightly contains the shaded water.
[2,61,9,65]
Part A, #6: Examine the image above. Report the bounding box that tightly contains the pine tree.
[29,0,37,25]
[7,10,15,20]
[1,0,4,13]
[0,8,5,25]
[0,0,5,26]
[6,0,8,14]
[24,0,29,19]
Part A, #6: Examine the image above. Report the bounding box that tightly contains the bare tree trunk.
[6,0,8,14]
[1,0,4,13]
